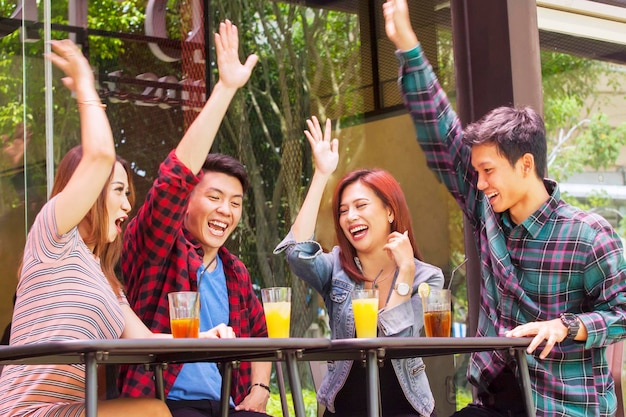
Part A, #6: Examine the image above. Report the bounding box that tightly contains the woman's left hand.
[383,231,415,271]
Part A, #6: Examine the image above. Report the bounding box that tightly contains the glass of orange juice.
[261,287,291,338]
[168,291,200,338]
[351,289,379,338]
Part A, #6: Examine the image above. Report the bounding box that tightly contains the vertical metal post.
[513,348,536,417]
[84,352,98,417]
[153,363,166,400]
[365,350,380,417]
[275,362,290,417]
[220,361,233,417]
[285,350,306,417]
[203,0,211,95]
[43,0,54,198]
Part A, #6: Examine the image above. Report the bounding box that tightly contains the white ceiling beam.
[537,0,626,45]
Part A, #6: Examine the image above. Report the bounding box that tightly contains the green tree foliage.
[542,51,626,183]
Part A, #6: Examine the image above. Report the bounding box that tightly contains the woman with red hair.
[274,116,443,417]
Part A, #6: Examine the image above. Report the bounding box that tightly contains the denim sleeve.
[379,261,444,337]
[274,230,334,295]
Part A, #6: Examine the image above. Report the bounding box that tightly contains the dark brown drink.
[424,310,451,337]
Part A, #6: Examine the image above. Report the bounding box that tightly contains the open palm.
[215,20,258,89]
[305,116,339,177]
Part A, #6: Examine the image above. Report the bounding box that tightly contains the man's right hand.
[201,323,236,339]
[382,0,419,51]
[215,19,258,90]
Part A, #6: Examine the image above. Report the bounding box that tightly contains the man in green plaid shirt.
[384,1,626,416]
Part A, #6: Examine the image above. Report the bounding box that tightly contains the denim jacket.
[274,231,444,415]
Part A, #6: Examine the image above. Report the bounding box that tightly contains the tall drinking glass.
[261,287,291,338]
[168,291,200,338]
[423,288,451,337]
[352,289,379,338]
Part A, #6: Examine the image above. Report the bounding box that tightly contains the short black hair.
[202,153,249,193]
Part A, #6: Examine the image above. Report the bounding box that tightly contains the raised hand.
[382,0,419,51]
[304,116,339,177]
[291,116,339,242]
[215,19,259,89]
[45,39,95,94]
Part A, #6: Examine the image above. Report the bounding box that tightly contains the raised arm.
[175,19,258,174]
[291,117,339,242]
[382,0,419,51]
[46,39,116,235]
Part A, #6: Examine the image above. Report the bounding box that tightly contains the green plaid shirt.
[398,44,626,417]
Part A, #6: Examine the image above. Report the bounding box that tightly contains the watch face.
[396,282,410,296]
[561,313,577,326]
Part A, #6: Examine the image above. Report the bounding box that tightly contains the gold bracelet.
[77,99,106,109]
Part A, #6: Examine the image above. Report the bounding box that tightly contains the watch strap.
[559,313,580,340]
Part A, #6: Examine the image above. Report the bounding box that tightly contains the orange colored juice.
[171,317,200,338]
[352,297,379,338]
[263,301,291,338]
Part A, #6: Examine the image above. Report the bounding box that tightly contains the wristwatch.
[559,313,580,340]
[394,282,411,296]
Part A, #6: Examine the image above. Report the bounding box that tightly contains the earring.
[388,217,393,224]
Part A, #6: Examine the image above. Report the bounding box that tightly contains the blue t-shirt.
[168,257,232,404]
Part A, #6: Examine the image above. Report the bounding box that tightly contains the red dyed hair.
[332,169,423,283]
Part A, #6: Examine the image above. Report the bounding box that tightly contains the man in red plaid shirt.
[118,20,271,417]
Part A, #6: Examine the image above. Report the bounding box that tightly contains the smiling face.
[338,180,393,256]
[471,143,532,216]
[105,161,132,243]
[184,172,244,258]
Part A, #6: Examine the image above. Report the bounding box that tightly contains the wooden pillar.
[449,0,543,337]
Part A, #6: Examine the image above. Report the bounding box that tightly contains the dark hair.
[50,145,135,296]
[462,106,547,178]
[331,169,423,283]
[202,153,249,193]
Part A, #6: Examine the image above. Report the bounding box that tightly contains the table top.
[0,338,332,365]
[0,336,532,366]
[302,336,533,361]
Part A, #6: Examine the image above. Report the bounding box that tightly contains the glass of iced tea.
[168,291,200,338]
[423,288,451,337]
[261,287,291,338]
[351,289,379,338]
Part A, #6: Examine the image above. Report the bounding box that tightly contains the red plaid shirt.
[118,150,267,404]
